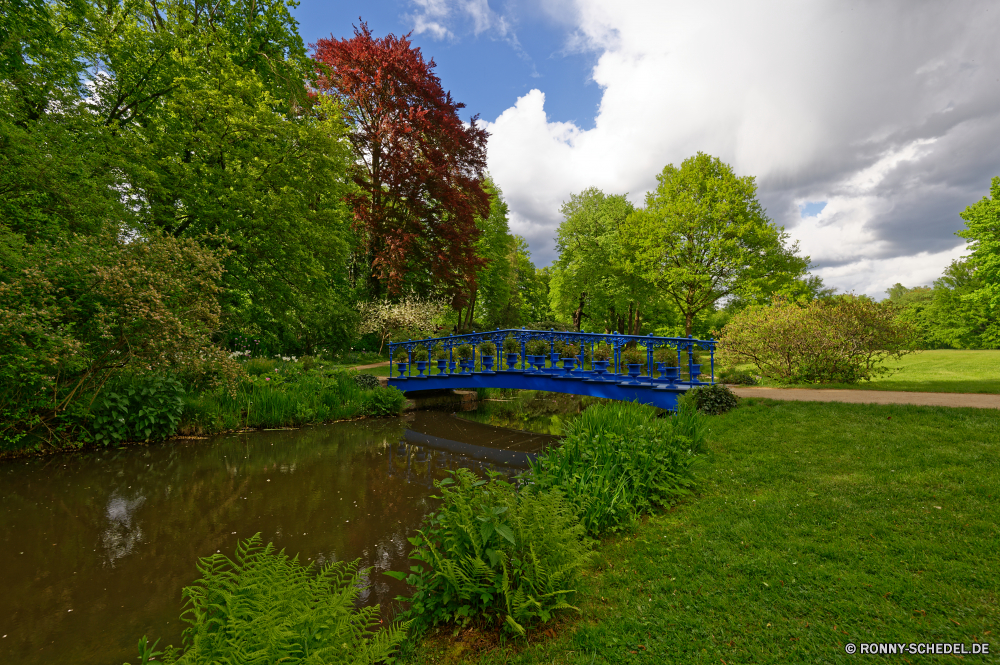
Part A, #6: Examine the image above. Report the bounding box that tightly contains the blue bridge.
[387,329,716,411]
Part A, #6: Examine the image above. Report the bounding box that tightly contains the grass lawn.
[752,349,1000,394]
[403,400,1000,664]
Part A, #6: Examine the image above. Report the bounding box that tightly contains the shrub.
[413,346,429,362]
[356,295,447,355]
[716,296,918,384]
[364,386,405,416]
[432,343,448,360]
[389,469,592,636]
[456,344,474,359]
[653,347,678,366]
[688,383,739,415]
[85,374,185,445]
[592,344,612,361]
[621,347,645,366]
[502,335,520,353]
[125,535,406,665]
[718,367,757,385]
[561,343,580,357]
[479,341,496,356]
[393,348,409,363]
[526,339,548,356]
[353,373,380,390]
[530,402,700,536]
[0,233,236,450]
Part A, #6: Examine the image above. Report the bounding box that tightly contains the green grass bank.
[746,349,1000,394]
[402,399,1000,664]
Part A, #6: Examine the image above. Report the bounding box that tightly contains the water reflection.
[0,411,555,665]
[101,493,146,567]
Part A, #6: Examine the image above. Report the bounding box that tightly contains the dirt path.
[730,386,1000,410]
[349,361,389,370]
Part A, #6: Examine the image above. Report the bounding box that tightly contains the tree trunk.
[631,305,642,335]
[572,292,587,331]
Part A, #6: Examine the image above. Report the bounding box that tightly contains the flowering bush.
[716,296,918,383]
[0,233,237,450]
[356,295,447,354]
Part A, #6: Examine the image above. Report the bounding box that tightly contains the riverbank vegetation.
[126,535,407,665]
[399,399,1000,664]
[388,402,706,643]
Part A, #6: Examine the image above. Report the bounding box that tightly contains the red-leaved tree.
[312,23,490,304]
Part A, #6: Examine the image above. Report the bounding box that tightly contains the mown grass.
[748,349,1000,394]
[401,400,1000,664]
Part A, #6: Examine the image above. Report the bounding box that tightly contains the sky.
[291,0,1000,298]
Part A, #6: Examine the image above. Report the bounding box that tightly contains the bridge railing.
[387,328,716,386]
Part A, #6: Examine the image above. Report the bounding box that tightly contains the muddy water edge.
[0,409,558,665]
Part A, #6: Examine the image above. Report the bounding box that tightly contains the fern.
[125,534,407,665]
[388,469,593,636]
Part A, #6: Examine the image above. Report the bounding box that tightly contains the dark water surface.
[0,411,555,665]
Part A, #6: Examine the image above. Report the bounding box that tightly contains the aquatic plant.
[388,469,592,636]
[125,534,407,664]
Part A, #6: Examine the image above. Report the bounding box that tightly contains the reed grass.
[179,370,404,435]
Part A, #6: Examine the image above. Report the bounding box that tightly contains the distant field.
[753,349,1000,394]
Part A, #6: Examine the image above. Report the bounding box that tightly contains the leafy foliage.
[357,295,447,354]
[179,371,404,435]
[312,23,489,298]
[718,367,758,385]
[86,375,185,445]
[529,402,701,536]
[0,233,236,450]
[125,534,407,664]
[352,373,381,390]
[389,469,592,636]
[625,153,810,335]
[958,176,1000,344]
[688,383,740,415]
[717,296,919,384]
[548,188,649,333]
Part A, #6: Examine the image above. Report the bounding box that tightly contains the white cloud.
[406,0,509,40]
[478,0,1000,297]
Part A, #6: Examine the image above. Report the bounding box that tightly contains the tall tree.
[462,178,513,330]
[626,153,808,335]
[958,176,1000,344]
[312,23,490,301]
[1,0,358,353]
[549,188,654,332]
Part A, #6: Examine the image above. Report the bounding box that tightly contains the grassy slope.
[407,400,1000,664]
[753,349,1000,394]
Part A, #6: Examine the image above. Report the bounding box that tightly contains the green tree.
[549,188,657,332]
[462,178,514,330]
[958,176,1000,344]
[627,153,809,335]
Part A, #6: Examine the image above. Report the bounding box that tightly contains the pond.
[0,408,561,665]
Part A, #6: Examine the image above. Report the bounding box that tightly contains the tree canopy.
[312,23,490,301]
[958,176,1000,344]
[626,153,809,335]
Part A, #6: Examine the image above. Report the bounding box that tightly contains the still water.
[0,410,555,665]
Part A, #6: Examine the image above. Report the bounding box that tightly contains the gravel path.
[729,386,1000,410]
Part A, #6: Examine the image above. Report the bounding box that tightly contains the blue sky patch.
[799,201,827,218]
